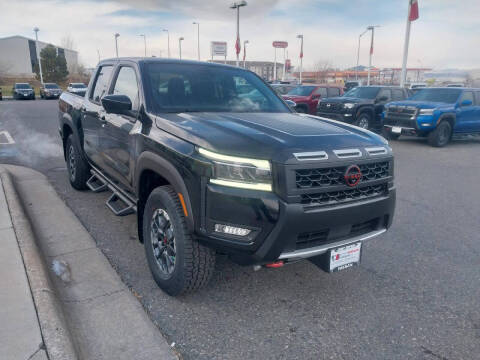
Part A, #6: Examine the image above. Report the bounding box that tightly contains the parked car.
[67,82,88,96]
[344,80,363,92]
[282,84,343,114]
[12,83,35,100]
[383,87,480,147]
[317,86,409,131]
[446,83,465,88]
[409,83,427,94]
[59,58,395,295]
[271,83,297,95]
[40,83,62,99]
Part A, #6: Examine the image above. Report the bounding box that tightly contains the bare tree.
[313,60,332,83]
[61,35,76,50]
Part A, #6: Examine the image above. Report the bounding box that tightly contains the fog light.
[215,224,251,236]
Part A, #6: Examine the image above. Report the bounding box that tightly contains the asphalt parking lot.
[1,99,479,360]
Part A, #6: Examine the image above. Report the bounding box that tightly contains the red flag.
[409,0,419,21]
[235,36,241,55]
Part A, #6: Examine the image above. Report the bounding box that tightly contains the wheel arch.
[135,151,195,238]
[437,113,456,129]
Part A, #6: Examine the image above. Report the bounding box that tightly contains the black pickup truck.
[58,58,396,296]
[317,86,410,131]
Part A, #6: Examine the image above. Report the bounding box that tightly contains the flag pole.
[400,1,412,87]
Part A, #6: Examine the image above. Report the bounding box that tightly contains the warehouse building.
[0,35,78,78]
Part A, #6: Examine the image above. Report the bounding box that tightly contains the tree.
[313,60,332,83]
[34,45,69,83]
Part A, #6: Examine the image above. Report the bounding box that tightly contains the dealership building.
[0,35,78,77]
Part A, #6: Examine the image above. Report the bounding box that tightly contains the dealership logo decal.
[344,165,362,187]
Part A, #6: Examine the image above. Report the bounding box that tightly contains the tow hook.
[253,261,285,271]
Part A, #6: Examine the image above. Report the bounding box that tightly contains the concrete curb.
[0,168,79,360]
[0,165,177,360]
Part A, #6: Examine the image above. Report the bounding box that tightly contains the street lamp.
[230,1,247,67]
[163,29,170,58]
[366,25,380,86]
[243,40,249,68]
[178,37,184,59]
[355,29,368,80]
[114,33,120,58]
[33,27,43,84]
[297,34,303,84]
[192,22,200,60]
[138,34,146,57]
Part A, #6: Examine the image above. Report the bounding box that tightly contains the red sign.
[272,41,288,48]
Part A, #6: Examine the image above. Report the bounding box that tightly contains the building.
[210,60,284,81]
[0,35,78,78]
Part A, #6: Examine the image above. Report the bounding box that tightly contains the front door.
[100,64,140,192]
[455,91,476,133]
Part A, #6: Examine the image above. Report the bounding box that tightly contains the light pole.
[230,1,247,67]
[33,27,43,84]
[138,34,146,57]
[282,47,287,81]
[297,34,303,84]
[97,49,101,63]
[178,37,184,59]
[192,22,200,60]
[243,40,249,68]
[114,33,120,58]
[163,29,170,58]
[366,25,379,86]
[355,28,368,80]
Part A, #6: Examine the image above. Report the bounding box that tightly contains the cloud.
[0,0,478,70]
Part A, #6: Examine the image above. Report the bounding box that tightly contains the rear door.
[455,91,476,133]
[100,63,141,191]
[82,64,114,168]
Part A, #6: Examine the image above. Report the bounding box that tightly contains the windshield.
[286,86,315,96]
[15,84,31,89]
[410,88,461,103]
[45,84,59,89]
[145,63,289,113]
[71,84,86,88]
[343,87,380,99]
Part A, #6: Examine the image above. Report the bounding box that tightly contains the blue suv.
[382,88,480,147]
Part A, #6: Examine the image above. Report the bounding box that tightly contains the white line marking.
[0,131,15,144]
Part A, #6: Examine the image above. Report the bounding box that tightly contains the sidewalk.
[0,165,177,360]
[0,177,47,359]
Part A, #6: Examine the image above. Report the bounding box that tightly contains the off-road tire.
[143,186,215,296]
[428,121,452,147]
[65,135,90,190]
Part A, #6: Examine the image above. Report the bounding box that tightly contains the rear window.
[327,87,340,97]
[15,84,31,89]
[313,87,327,97]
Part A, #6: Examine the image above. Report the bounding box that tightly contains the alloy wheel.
[150,209,176,276]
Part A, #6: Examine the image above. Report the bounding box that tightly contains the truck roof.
[98,57,242,71]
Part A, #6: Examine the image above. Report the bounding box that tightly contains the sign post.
[211,41,228,64]
[272,41,288,82]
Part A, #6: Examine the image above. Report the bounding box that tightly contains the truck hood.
[320,96,374,105]
[387,100,453,109]
[153,112,387,163]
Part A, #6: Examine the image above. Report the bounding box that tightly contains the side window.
[327,87,340,97]
[475,92,480,105]
[377,89,391,101]
[459,91,474,105]
[112,67,140,112]
[90,65,113,104]
[392,89,404,101]
[313,87,328,97]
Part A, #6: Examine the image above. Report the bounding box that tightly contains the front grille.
[301,183,388,206]
[295,217,380,250]
[384,106,417,127]
[318,102,343,112]
[296,162,389,189]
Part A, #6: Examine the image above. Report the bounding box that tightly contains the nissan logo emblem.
[344,165,362,187]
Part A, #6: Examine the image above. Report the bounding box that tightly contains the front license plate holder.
[328,242,362,272]
[392,126,402,134]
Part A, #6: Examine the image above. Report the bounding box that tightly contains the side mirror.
[101,94,132,114]
[460,99,472,107]
[285,99,297,110]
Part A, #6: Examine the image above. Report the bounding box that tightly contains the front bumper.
[317,111,355,124]
[199,182,395,265]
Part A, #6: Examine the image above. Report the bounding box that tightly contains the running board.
[86,173,108,192]
[106,192,135,216]
[88,168,137,216]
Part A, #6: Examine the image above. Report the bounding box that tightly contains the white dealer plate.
[392,126,402,134]
[329,242,362,272]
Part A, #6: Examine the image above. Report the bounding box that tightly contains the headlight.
[198,148,272,191]
[419,108,434,115]
[344,103,355,109]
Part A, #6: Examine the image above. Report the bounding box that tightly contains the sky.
[0,0,478,70]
